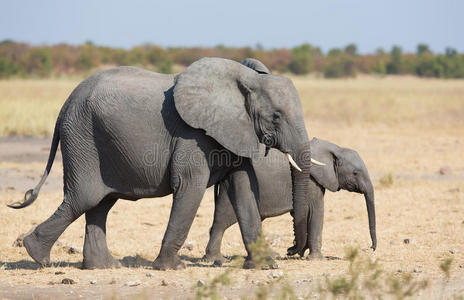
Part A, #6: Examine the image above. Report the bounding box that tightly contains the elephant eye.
[353,170,359,176]
[272,111,282,122]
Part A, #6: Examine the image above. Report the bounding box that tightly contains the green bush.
[23,47,52,77]
[288,44,314,75]
[158,60,173,74]
[324,56,356,78]
[417,43,431,56]
[344,43,357,56]
[0,56,20,78]
[415,54,444,77]
[386,46,403,74]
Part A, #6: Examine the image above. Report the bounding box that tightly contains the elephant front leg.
[225,159,264,269]
[153,173,208,271]
[82,198,121,269]
[307,184,325,261]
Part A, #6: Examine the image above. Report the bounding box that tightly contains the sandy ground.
[0,119,463,299]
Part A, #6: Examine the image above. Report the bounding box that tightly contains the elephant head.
[309,138,377,250]
[174,57,313,166]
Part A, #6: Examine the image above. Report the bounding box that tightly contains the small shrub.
[158,60,174,74]
[195,269,232,300]
[318,246,428,299]
[288,44,314,75]
[247,231,276,269]
[379,173,395,188]
[439,255,453,280]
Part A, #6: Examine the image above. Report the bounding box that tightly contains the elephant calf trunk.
[365,190,376,251]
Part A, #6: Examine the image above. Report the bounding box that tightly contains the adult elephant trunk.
[364,183,377,251]
[290,142,312,255]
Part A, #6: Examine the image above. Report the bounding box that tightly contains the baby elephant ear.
[173,57,261,158]
[309,138,340,192]
[241,58,270,74]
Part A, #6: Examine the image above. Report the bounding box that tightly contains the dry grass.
[0,79,76,136]
[0,76,464,298]
[1,75,464,136]
[293,74,464,127]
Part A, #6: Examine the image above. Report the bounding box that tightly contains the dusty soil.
[1,120,464,299]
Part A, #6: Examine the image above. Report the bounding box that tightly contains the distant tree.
[24,47,53,76]
[77,53,93,70]
[255,43,264,51]
[0,39,14,45]
[445,47,457,57]
[0,56,20,78]
[327,48,342,57]
[415,55,443,77]
[111,49,131,66]
[344,44,357,56]
[376,48,386,56]
[158,60,173,73]
[386,45,403,74]
[324,56,356,78]
[146,45,170,67]
[417,43,431,56]
[288,44,314,75]
[434,54,464,78]
[127,46,148,66]
[255,48,292,73]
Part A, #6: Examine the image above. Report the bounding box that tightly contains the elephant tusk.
[311,158,326,166]
[286,153,302,172]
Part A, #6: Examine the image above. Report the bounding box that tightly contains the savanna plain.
[0,75,463,299]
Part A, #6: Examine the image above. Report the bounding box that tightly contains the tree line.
[1,40,463,79]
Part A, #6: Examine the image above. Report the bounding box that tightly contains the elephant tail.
[7,122,60,209]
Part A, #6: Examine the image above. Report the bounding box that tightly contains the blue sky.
[1,0,462,54]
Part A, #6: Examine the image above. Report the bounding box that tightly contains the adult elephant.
[204,138,376,262]
[8,58,318,270]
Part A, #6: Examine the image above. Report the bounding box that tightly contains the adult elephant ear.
[241,58,270,74]
[309,138,340,192]
[173,57,261,158]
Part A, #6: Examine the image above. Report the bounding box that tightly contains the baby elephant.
[204,138,376,262]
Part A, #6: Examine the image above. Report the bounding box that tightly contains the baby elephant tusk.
[311,158,326,166]
[286,153,302,172]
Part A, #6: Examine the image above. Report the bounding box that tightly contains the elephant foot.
[82,254,122,269]
[153,254,185,271]
[23,232,51,267]
[287,245,308,257]
[243,258,255,269]
[306,251,324,261]
[201,252,225,264]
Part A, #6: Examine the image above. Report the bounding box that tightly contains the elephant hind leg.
[23,177,108,267]
[203,223,231,263]
[203,182,237,263]
[23,194,86,266]
[82,196,120,269]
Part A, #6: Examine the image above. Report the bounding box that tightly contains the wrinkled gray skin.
[9,58,311,270]
[204,138,376,262]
